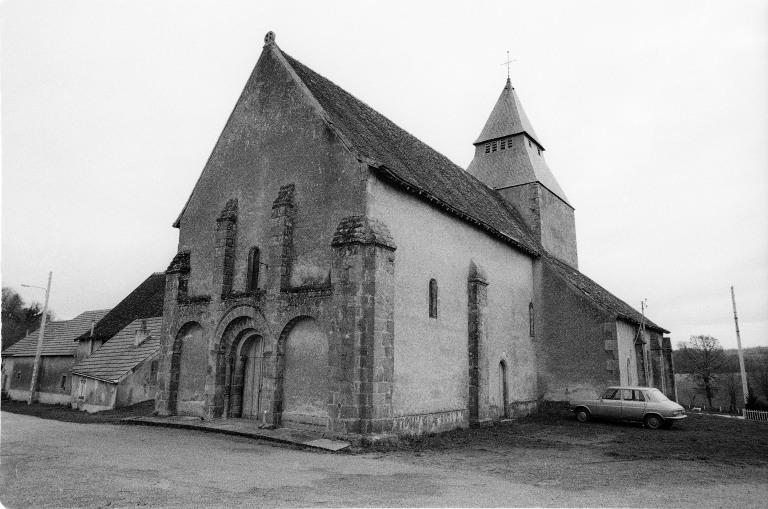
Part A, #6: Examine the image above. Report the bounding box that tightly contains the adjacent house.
[71,317,163,412]
[2,309,111,404]
[73,273,166,361]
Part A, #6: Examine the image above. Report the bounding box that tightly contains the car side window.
[603,389,620,400]
[621,389,632,400]
[634,390,645,402]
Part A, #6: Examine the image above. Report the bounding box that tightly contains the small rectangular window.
[500,139,506,150]
[491,141,497,152]
[60,375,67,390]
[150,360,159,383]
[484,143,490,154]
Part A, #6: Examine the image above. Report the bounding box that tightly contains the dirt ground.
[1,409,767,507]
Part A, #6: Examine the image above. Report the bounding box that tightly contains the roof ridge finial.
[501,50,516,83]
[264,31,276,47]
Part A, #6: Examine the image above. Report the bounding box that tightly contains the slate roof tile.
[545,255,668,333]
[3,309,111,357]
[279,51,540,256]
[71,317,163,383]
[75,273,165,343]
[474,78,542,146]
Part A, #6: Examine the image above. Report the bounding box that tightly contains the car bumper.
[665,414,687,421]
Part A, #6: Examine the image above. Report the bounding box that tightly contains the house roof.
[71,317,162,383]
[545,255,668,333]
[174,37,539,256]
[474,78,542,147]
[74,273,165,343]
[3,309,111,357]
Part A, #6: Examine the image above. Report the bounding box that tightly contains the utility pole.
[731,286,749,406]
[23,272,52,405]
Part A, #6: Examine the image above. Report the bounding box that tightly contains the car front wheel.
[575,409,590,423]
[644,414,663,430]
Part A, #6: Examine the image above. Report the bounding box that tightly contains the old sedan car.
[569,386,686,429]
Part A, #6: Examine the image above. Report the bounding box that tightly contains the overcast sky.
[2,0,766,349]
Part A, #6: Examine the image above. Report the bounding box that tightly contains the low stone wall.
[507,399,539,418]
[391,409,468,435]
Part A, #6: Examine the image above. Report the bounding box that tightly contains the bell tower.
[467,78,578,267]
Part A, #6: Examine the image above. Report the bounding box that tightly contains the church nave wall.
[367,176,538,432]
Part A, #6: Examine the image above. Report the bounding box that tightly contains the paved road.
[1,412,766,507]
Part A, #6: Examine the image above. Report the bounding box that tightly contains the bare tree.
[679,335,726,409]
[1,287,55,350]
[746,351,768,401]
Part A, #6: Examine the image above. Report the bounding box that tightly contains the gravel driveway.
[1,412,766,507]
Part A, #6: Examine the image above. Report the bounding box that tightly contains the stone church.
[155,32,674,435]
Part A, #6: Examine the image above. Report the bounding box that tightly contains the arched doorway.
[231,334,265,419]
[499,360,509,418]
[279,317,328,429]
[171,322,206,417]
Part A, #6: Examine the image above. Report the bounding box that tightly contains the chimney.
[134,320,149,346]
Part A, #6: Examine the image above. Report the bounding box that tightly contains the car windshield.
[644,389,671,403]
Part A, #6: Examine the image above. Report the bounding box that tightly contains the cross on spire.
[501,51,516,79]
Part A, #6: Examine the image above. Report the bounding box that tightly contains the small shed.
[71,317,163,412]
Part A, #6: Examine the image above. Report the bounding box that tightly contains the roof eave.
[371,164,539,258]
[71,372,118,384]
[474,131,544,151]
[617,315,669,334]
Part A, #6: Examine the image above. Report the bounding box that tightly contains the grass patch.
[359,413,768,466]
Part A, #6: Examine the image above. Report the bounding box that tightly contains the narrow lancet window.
[429,279,438,318]
[247,247,260,292]
[529,302,535,338]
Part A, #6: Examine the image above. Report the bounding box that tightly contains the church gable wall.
[367,176,537,432]
[535,261,618,401]
[176,49,366,298]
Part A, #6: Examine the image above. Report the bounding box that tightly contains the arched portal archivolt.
[211,310,270,419]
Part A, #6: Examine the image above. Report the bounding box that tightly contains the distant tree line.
[674,335,768,411]
[1,287,55,351]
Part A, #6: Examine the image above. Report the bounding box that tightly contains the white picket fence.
[742,409,768,422]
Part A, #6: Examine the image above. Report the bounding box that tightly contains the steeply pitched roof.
[545,255,668,333]
[474,78,542,147]
[71,317,162,383]
[173,39,539,256]
[74,273,165,343]
[466,79,570,206]
[3,309,111,357]
[278,50,539,255]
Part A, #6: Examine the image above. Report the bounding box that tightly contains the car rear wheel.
[644,414,663,430]
[575,408,590,423]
